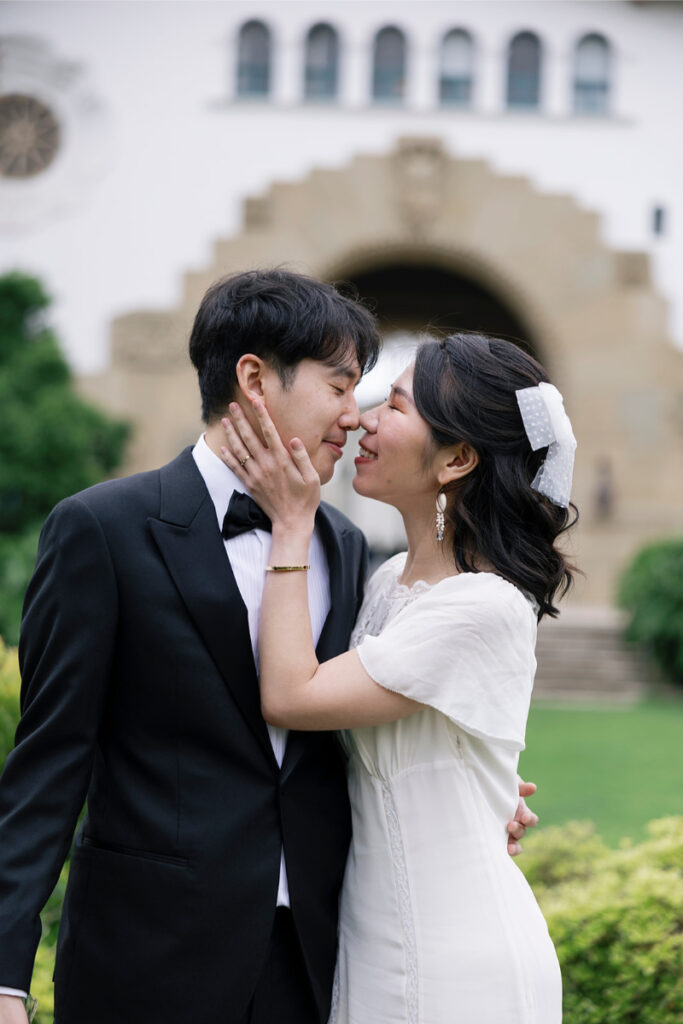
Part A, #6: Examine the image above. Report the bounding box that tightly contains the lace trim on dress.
[381,780,419,1024]
[350,567,431,649]
[391,577,432,599]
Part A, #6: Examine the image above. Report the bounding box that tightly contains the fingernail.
[291,438,303,450]
[229,403,238,413]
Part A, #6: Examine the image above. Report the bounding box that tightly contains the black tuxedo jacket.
[0,448,367,1023]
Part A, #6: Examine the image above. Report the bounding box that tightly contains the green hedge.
[0,637,20,774]
[30,873,66,1024]
[618,537,683,688]
[521,818,683,1023]
[0,526,40,647]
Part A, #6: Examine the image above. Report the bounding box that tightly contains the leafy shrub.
[31,942,56,1024]
[0,641,61,1022]
[617,538,683,687]
[519,819,612,889]
[0,637,20,773]
[522,817,683,1023]
[31,868,67,1024]
[0,527,41,646]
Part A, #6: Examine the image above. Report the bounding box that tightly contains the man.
[0,270,536,1023]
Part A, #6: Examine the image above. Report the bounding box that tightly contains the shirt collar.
[192,433,253,530]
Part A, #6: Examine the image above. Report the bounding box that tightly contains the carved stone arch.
[82,137,683,604]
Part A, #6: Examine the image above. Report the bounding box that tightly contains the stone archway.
[81,137,683,605]
[339,259,537,354]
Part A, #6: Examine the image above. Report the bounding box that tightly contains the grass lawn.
[518,697,683,846]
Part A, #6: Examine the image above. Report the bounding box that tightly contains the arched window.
[372,26,406,103]
[236,20,271,98]
[573,33,610,114]
[439,29,474,106]
[304,23,339,101]
[506,31,542,109]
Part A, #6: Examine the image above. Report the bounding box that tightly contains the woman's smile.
[355,440,378,464]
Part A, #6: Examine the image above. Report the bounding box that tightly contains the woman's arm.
[220,401,421,730]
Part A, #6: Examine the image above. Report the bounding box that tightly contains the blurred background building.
[1,0,682,629]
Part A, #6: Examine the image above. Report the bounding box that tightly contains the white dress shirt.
[192,434,331,906]
[0,438,332,1000]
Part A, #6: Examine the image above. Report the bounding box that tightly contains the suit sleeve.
[0,496,118,990]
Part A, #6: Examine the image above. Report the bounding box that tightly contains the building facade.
[1,0,682,605]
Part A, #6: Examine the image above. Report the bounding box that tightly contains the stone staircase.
[533,606,653,704]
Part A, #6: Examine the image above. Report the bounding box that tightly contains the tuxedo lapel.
[281,502,355,782]
[314,503,351,664]
[148,449,276,766]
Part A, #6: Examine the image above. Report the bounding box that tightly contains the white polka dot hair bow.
[515,382,577,508]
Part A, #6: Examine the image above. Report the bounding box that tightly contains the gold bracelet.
[265,564,310,572]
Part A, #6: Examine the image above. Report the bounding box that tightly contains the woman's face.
[353,364,438,510]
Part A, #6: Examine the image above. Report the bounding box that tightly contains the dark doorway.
[343,262,538,357]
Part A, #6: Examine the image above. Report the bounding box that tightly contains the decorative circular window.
[0,93,61,179]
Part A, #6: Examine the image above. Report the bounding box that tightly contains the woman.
[220,333,576,1024]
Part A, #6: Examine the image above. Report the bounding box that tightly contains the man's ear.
[437,443,479,487]
[235,354,267,402]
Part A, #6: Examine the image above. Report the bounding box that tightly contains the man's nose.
[339,394,361,431]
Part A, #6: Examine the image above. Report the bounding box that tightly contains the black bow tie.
[222,491,272,540]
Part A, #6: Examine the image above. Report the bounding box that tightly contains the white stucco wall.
[1,0,681,371]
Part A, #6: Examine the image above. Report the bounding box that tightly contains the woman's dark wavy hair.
[413,332,578,619]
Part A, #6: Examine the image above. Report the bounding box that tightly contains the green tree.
[618,537,683,688]
[0,272,129,641]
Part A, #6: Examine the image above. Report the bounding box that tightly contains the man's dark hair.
[189,269,381,422]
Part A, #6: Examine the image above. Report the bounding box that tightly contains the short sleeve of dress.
[356,573,537,751]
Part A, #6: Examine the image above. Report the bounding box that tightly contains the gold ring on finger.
[239,454,251,468]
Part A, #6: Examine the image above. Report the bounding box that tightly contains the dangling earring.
[435,491,447,542]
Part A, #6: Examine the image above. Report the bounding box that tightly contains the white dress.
[330,554,562,1024]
